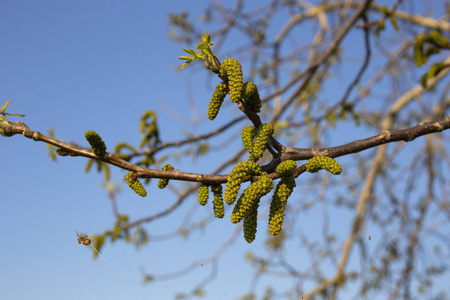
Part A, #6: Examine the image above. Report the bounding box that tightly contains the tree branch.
[4,114,449,186]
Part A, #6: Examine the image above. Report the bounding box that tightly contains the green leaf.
[197,43,208,50]
[178,56,193,60]
[421,62,446,87]
[420,74,429,88]
[0,101,12,114]
[375,19,385,36]
[414,40,424,67]
[181,61,191,69]
[182,48,197,56]
[390,15,399,30]
[204,30,210,42]
[200,48,210,57]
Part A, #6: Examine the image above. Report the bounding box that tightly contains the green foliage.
[0,101,25,117]
[139,110,159,149]
[0,101,12,114]
[208,82,227,120]
[374,19,385,36]
[306,156,342,175]
[0,101,26,136]
[85,130,107,156]
[91,234,105,259]
[125,171,147,197]
[112,214,129,241]
[224,161,261,205]
[129,226,149,249]
[178,30,220,72]
[114,143,138,161]
[158,163,173,189]
[46,128,58,161]
[198,184,209,205]
[414,31,449,67]
[374,6,399,36]
[220,58,243,103]
[85,159,110,181]
[420,62,446,87]
[389,15,399,31]
[265,232,287,252]
[168,11,194,44]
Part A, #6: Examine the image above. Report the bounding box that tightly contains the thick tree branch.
[4,114,449,185]
[282,115,450,163]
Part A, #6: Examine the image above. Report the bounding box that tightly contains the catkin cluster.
[241,81,262,113]
[241,125,256,154]
[269,176,296,235]
[198,184,209,206]
[208,82,228,120]
[158,163,174,189]
[276,160,297,176]
[243,198,260,243]
[220,58,243,103]
[240,123,274,162]
[224,161,261,205]
[306,156,342,175]
[125,172,147,197]
[211,185,224,218]
[250,123,274,161]
[85,130,107,156]
[230,174,273,224]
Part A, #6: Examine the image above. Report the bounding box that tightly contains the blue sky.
[0,1,282,299]
[1,1,449,300]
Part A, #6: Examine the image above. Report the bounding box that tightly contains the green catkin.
[220,58,243,103]
[243,198,260,243]
[241,81,262,113]
[158,178,169,189]
[208,82,228,120]
[85,130,107,156]
[125,172,147,197]
[224,161,261,205]
[198,184,209,206]
[305,156,342,175]
[250,123,274,161]
[276,160,297,176]
[268,176,296,235]
[241,125,256,155]
[211,185,225,218]
[230,174,273,224]
[158,163,174,189]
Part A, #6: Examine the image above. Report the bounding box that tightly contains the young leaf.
[178,56,193,60]
[181,61,191,69]
[182,48,197,56]
[197,43,208,50]
[0,101,12,114]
